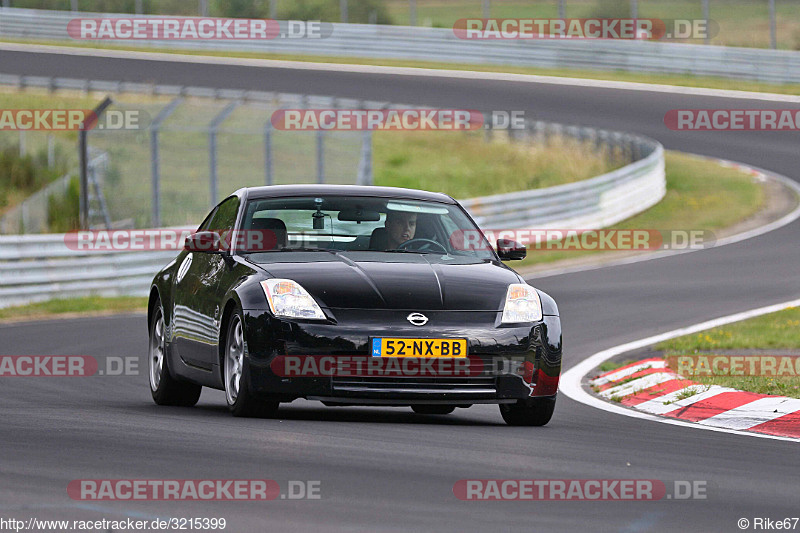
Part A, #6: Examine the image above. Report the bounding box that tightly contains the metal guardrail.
[462,128,664,230]
[0,128,664,308]
[1,7,799,84]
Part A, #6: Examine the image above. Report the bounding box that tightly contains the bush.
[209,0,273,19]
[589,0,632,19]
[209,0,393,24]
[0,145,46,208]
[47,176,80,232]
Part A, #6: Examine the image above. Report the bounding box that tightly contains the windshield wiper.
[242,247,331,253]
[382,249,441,255]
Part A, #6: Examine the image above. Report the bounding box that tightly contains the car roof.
[236,185,457,204]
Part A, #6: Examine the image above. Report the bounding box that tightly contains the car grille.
[331,376,497,396]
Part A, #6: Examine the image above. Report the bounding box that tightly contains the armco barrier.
[0,7,799,84]
[0,127,664,309]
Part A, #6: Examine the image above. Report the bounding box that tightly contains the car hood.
[245,251,521,311]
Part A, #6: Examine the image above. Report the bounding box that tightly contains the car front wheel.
[149,298,202,407]
[499,397,556,426]
[224,310,279,418]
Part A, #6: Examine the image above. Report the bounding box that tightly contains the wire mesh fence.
[0,88,368,233]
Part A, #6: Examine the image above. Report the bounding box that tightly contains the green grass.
[374,131,624,198]
[657,307,800,398]
[598,360,623,372]
[0,296,148,322]
[5,37,800,97]
[658,307,800,353]
[514,151,765,268]
[384,0,800,50]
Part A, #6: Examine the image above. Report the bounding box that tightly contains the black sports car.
[148,185,562,426]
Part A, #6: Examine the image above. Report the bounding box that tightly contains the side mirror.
[185,231,225,253]
[497,238,527,261]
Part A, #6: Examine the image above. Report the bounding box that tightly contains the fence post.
[409,0,416,26]
[483,0,490,18]
[264,121,273,186]
[208,101,239,208]
[47,134,54,168]
[630,0,637,19]
[769,0,777,49]
[269,0,277,19]
[558,0,565,19]
[357,130,373,185]
[340,0,348,23]
[702,0,710,45]
[317,130,325,184]
[79,96,113,230]
[18,130,25,157]
[149,97,182,228]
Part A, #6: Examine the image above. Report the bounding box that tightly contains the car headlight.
[260,279,326,320]
[501,283,543,324]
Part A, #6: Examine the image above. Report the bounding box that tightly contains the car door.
[172,195,241,370]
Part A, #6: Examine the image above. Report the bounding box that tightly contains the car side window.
[197,208,218,232]
[203,196,241,233]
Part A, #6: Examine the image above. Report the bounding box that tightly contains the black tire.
[411,405,456,415]
[223,309,279,418]
[149,298,202,407]
[499,397,556,426]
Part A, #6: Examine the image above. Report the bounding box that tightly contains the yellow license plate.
[371,338,467,358]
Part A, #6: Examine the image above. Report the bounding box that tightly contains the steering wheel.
[397,238,449,254]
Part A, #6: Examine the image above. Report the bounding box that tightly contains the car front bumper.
[242,308,562,404]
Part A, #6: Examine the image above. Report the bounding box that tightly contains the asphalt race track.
[1,47,799,532]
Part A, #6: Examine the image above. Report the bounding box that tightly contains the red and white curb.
[560,298,800,443]
[590,358,800,439]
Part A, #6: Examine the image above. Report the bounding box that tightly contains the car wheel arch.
[147,286,161,332]
[218,298,241,370]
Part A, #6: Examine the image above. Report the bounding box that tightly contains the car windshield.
[237,195,496,260]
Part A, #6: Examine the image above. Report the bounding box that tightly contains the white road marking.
[560,298,800,443]
[636,385,722,415]
[699,397,800,431]
[591,360,666,386]
[636,385,735,416]
[598,372,676,399]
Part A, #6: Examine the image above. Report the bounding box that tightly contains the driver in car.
[385,211,417,249]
